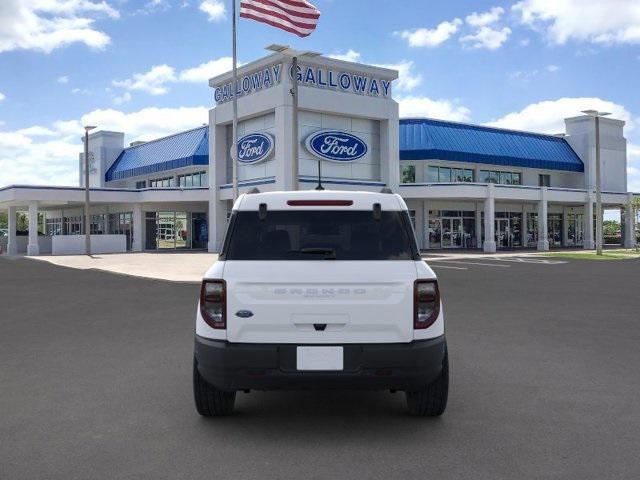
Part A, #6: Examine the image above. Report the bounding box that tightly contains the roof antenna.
[315,159,324,191]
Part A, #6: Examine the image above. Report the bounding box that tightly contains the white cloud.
[0,92,5,102]
[396,19,463,48]
[461,26,511,50]
[199,0,226,21]
[0,106,209,187]
[513,0,640,45]
[113,64,177,95]
[398,96,471,122]
[328,50,362,63]
[466,7,504,27]
[57,75,69,84]
[520,38,531,46]
[113,91,132,105]
[179,57,234,82]
[486,97,635,134]
[373,60,422,93]
[508,65,560,81]
[0,0,119,54]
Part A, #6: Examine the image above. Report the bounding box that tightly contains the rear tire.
[405,348,449,417]
[193,359,236,417]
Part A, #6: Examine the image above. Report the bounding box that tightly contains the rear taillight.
[200,279,226,329]
[414,280,440,329]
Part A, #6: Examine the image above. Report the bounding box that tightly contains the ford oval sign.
[234,133,274,164]
[305,130,367,163]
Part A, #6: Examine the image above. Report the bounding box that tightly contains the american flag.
[240,0,321,38]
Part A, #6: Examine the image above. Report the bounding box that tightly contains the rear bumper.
[194,335,446,391]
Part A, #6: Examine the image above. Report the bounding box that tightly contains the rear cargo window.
[222,210,419,261]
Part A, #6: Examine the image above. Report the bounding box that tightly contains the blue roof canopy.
[399,118,584,172]
[105,126,209,182]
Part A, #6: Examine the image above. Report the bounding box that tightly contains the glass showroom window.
[90,214,106,235]
[427,166,473,183]
[480,170,521,185]
[46,218,63,236]
[539,174,550,187]
[135,180,147,189]
[178,171,207,188]
[149,177,175,188]
[401,165,416,184]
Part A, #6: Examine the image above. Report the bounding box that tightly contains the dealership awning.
[399,118,584,172]
[105,126,209,181]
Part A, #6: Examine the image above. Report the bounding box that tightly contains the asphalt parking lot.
[1,256,640,480]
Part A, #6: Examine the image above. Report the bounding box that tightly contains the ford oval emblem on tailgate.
[235,310,254,318]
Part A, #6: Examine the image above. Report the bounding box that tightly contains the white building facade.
[0,53,637,255]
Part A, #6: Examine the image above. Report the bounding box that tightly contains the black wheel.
[405,348,449,417]
[193,359,236,417]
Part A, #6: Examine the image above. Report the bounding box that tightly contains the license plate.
[296,346,344,371]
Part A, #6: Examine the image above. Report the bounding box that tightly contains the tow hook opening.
[313,323,327,331]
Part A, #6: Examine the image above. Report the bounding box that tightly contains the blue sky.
[1,0,639,196]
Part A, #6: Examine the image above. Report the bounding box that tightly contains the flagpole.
[291,55,299,190]
[231,0,239,201]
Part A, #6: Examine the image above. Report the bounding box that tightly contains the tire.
[405,348,449,417]
[193,359,236,417]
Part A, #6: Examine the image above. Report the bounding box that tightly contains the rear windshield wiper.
[298,247,337,259]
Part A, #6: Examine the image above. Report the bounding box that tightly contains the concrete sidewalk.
[20,249,560,282]
[28,252,217,283]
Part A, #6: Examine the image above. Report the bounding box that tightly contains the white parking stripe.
[492,257,568,265]
[433,261,510,268]
[430,265,468,270]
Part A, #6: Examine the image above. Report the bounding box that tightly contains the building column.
[562,207,569,247]
[208,110,231,253]
[27,203,40,256]
[584,196,595,249]
[475,202,483,249]
[132,204,143,252]
[483,185,496,253]
[537,187,549,251]
[624,193,637,249]
[274,104,294,191]
[7,206,18,255]
[421,200,429,250]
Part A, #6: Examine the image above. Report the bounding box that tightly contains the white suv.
[193,190,448,416]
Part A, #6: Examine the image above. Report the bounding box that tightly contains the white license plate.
[296,346,344,371]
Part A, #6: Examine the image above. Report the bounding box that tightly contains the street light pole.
[595,115,603,256]
[266,45,320,191]
[83,126,96,256]
[582,110,610,256]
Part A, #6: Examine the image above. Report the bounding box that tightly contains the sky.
[1,0,640,197]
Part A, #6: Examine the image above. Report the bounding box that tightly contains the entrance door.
[442,218,463,248]
[495,218,512,249]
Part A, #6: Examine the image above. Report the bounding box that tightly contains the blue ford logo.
[305,130,368,163]
[235,133,274,164]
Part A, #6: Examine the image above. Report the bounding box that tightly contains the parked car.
[193,190,448,417]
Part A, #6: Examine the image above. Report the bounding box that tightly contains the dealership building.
[0,52,637,255]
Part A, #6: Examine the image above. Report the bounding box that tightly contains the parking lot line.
[429,265,468,270]
[432,261,510,268]
[491,257,568,264]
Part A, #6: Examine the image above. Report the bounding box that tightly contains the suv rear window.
[222,210,419,261]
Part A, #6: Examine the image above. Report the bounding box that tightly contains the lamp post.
[581,110,610,256]
[266,44,320,191]
[83,125,96,255]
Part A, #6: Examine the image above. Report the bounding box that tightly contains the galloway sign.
[305,131,368,163]
[214,64,282,104]
[234,133,275,164]
[292,64,392,99]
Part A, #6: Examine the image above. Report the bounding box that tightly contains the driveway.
[1,256,639,479]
